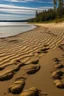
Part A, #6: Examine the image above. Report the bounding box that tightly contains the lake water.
[0,22,36,38]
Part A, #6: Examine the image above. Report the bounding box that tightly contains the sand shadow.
[8,77,25,94]
[53,58,61,64]
[38,48,50,54]
[59,44,64,51]
[26,65,41,75]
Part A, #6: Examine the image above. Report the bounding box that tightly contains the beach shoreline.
[0,23,64,96]
[0,22,36,38]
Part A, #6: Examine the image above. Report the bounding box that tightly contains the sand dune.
[0,23,64,96]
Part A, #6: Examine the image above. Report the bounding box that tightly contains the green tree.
[35,11,38,17]
[53,0,57,10]
[58,0,64,18]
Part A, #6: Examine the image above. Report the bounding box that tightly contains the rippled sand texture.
[0,24,64,96]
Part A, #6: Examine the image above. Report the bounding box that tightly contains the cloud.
[0,4,53,16]
[4,0,35,2]
[4,0,53,3]
[0,4,53,11]
[0,8,35,15]
[0,13,34,20]
[0,3,53,20]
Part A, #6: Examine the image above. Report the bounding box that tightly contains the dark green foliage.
[28,9,57,22]
[28,0,64,22]
[35,11,39,17]
[53,0,57,10]
[57,0,64,18]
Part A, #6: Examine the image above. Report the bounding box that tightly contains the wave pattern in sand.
[0,25,64,95]
[0,26,64,68]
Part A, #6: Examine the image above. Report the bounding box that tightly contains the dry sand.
[0,23,64,96]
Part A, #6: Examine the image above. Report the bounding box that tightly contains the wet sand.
[0,23,64,96]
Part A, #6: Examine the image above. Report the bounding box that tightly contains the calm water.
[0,22,36,38]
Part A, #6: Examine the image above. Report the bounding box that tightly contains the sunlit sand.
[0,23,64,96]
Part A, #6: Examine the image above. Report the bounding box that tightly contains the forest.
[28,0,64,22]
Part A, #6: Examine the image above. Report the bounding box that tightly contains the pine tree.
[58,0,63,8]
[35,11,38,17]
[58,0,64,18]
[53,0,57,10]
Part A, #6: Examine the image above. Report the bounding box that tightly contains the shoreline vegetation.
[28,0,64,23]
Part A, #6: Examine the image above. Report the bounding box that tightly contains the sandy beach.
[0,23,64,96]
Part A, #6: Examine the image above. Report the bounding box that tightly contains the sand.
[0,23,64,96]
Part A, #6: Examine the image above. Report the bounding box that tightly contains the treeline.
[28,0,64,22]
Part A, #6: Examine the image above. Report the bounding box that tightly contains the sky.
[0,0,54,20]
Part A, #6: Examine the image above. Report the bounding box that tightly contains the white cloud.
[0,14,34,20]
[4,0,53,3]
[0,4,53,11]
[5,0,35,2]
[0,3,53,20]
[0,8,35,15]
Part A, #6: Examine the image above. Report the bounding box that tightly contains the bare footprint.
[19,87,48,96]
[53,58,61,64]
[26,65,41,75]
[54,64,64,69]
[0,71,14,81]
[8,77,26,94]
[51,70,64,79]
[54,79,64,89]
